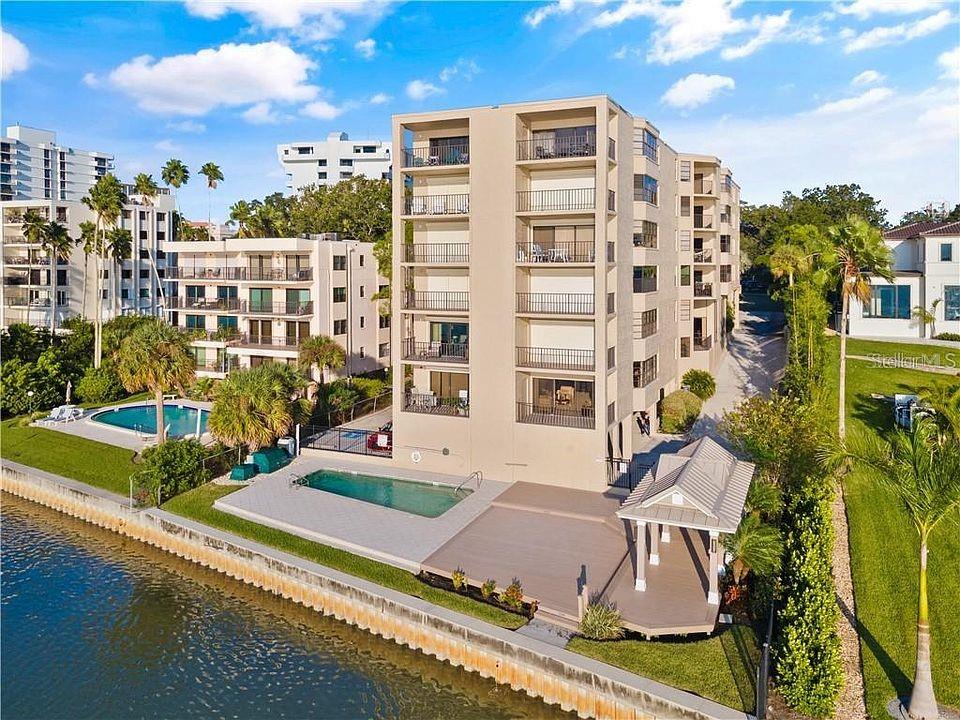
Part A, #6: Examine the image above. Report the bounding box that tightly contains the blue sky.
[2,0,958,224]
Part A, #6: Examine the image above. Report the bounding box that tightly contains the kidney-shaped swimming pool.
[90,404,208,438]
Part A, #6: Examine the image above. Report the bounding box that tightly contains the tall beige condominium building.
[389,96,740,493]
[1,189,175,330]
[162,233,391,379]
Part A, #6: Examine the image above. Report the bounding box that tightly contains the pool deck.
[36,399,213,451]
[214,455,512,572]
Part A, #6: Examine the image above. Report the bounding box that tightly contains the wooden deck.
[422,483,718,636]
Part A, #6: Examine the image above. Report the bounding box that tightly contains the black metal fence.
[403,290,470,312]
[300,424,392,457]
[402,338,469,363]
[516,346,594,371]
[605,458,652,491]
[403,243,470,264]
[403,144,470,167]
[517,133,596,161]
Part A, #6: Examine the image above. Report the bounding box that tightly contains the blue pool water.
[302,470,472,518]
[91,404,209,438]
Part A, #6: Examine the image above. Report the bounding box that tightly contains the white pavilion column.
[708,530,720,605]
[634,520,646,591]
[661,523,671,543]
[649,522,660,565]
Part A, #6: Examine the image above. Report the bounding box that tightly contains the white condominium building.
[1,125,113,202]
[848,220,960,339]
[277,132,392,192]
[162,233,390,379]
[389,95,741,493]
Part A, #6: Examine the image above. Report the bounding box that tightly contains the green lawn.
[826,339,960,717]
[1,418,138,496]
[834,336,960,369]
[568,624,759,713]
[162,484,528,630]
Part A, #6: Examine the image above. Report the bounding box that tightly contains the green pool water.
[91,404,208,438]
[301,470,472,518]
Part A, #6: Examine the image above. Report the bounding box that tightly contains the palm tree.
[82,173,127,368]
[77,220,97,318]
[133,173,160,205]
[829,418,960,720]
[722,514,783,585]
[198,162,224,233]
[106,227,132,317]
[39,221,73,333]
[21,209,50,327]
[229,200,253,238]
[912,299,941,339]
[208,364,309,451]
[298,335,346,384]
[161,159,189,241]
[767,242,809,288]
[115,318,195,444]
[828,215,894,438]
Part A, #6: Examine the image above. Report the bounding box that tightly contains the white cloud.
[720,11,795,60]
[154,139,182,153]
[354,38,377,59]
[524,0,579,28]
[1,30,30,80]
[166,119,206,133]
[833,0,940,20]
[439,58,480,82]
[812,86,894,114]
[369,92,391,105]
[300,99,346,120]
[182,0,390,42]
[938,45,960,80]
[242,102,283,125]
[842,9,955,53]
[851,69,884,85]
[406,79,444,100]
[106,42,318,115]
[82,72,101,88]
[662,73,735,109]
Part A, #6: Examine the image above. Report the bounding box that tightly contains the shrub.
[452,567,467,591]
[683,369,717,400]
[659,389,702,434]
[140,439,210,504]
[499,579,524,610]
[481,579,496,600]
[726,301,736,333]
[0,351,66,417]
[352,375,388,399]
[188,377,216,401]
[934,332,960,342]
[76,365,124,404]
[579,600,625,640]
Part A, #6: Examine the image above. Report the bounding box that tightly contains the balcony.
[180,328,240,343]
[402,144,470,168]
[168,267,246,281]
[694,282,714,298]
[402,338,469,363]
[4,293,53,307]
[403,290,469,312]
[517,188,595,213]
[693,180,715,195]
[234,333,301,349]
[2,275,30,286]
[247,301,314,316]
[516,401,594,429]
[168,296,244,312]
[403,243,470,264]
[516,241,595,264]
[404,194,469,216]
[404,392,469,417]
[693,250,714,263]
[246,268,313,282]
[516,292,594,315]
[517,131,596,161]
[693,215,715,230]
[3,255,49,266]
[516,346,595,371]
[694,335,713,351]
[194,356,240,373]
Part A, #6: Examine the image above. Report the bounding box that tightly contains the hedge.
[659,389,702,434]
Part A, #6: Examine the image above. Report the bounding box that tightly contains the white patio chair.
[530,244,548,262]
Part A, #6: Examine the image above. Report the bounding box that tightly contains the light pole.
[26,390,35,416]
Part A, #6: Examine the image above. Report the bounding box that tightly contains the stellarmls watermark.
[868,352,958,370]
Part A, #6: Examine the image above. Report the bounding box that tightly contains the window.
[679,230,691,251]
[639,309,657,338]
[945,286,960,321]
[334,319,347,335]
[317,159,327,166]
[680,196,691,217]
[607,292,616,314]
[340,172,353,179]
[56,269,67,285]
[379,342,390,357]
[679,160,691,181]
[333,286,347,303]
[318,172,327,180]
[633,354,658,388]
[680,265,691,286]
[333,255,346,270]
[633,220,657,248]
[607,401,616,425]
[721,265,732,282]
[863,284,911,319]
[607,346,615,368]
[359,347,365,358]
[720,235,731,252]
[353,146,362,153]
[359,285,365,297]
[140,269,149,279]
[633,265,657,293]
[363,145,376,153]
[185,314,204,330]
[640,129,657,161]
[379,314,390,328]
[359,255,364,267]
[680,337,691,357]
[217,316,238,332]
[139,288,150,298]
[634,175,658,204]
[157,212,165,222]
[121,289,129,300]
[941,243,953,262]
[140,249,150,259]
[359,316,365,328]
[340,159,353,167]
[296,146,313,154]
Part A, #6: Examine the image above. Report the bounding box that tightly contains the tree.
[77,220,97,318]
[229,200,254,238]
[105,227,132,317]
[133,172,160,205]
[81,173,127,368]
[723,514,783,585]
[829,418,960,720]
[140,439,210,504]
[208,364,310,451]
[829,215,893,438]
[912,298,941,339]
[115,319,195,444]
[161,158,189,214]
[327,382,361,424]
[199,162,224,231]
[899,203,960,226]
[298,335,346,383]
[38,220,73,333]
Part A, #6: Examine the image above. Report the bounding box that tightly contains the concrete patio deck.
[423,483,717,635]
[214,454,511,572]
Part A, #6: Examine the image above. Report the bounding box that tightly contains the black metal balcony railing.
[402,338,469,363]
[516,292,594,315]
[516,401,594,429]
[247,301,314,316]
[633,277,657,293]
[168,296,244,312]
[403,290,469,312]
[403,243,470,264]
[515,241,595,263]
[404,194,470,216]
[180,328,240,343]
[235,334,302,349]
[404,392,469,417]
[4,293,52,307]
[402,144,470,167]
[693,216,714,230]
[516,188,596,213]
[516,346,595,371]
[693,250,714,263]
[168,267,246,281]
[694,335,713,351]
[247,268,314,282]
[3,255,49,266]
[517,132,597,161]
[694,282,714,297]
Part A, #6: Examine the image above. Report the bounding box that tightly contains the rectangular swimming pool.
[299,469,472,518]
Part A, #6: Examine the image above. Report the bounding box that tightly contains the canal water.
[1,496,571,720]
